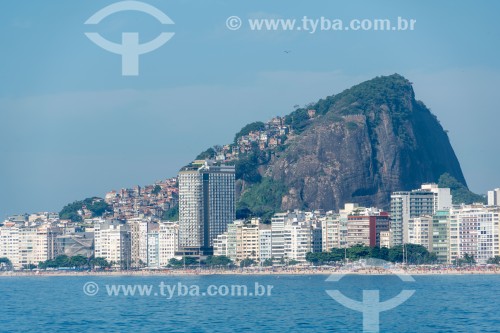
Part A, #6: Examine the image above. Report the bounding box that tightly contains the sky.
[1,0,499,217]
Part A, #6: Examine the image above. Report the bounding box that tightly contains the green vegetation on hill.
[162,204,179,221]
[235,149,270,184]
[59,197,112,222]
[284,74,413,134]
[196,147,216,160]
[331,74,413,115]
[233,121,266,143]
[285,96,336,133]
[237,177,288,223]
[438,173,485,204]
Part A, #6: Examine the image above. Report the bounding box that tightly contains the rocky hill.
[200,74,471,218]
[268,74,467,210]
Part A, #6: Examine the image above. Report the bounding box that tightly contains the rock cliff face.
[266,74,466,210]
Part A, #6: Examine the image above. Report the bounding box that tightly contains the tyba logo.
[84,1,175,76]
[325,259,416,332]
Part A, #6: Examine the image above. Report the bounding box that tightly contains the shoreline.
[2,268,500,277]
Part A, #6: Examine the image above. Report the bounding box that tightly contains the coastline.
[1,267,499,277]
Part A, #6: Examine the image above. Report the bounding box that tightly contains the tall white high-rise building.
[488,188,500,206]
[391,184,452,246]
[178,160,235,255]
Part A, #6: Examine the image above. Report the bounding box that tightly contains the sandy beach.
[1,267,499,277]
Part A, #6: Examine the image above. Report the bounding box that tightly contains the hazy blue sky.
[1,0,499,217]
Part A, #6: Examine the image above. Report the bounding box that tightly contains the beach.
[2,266,499,277]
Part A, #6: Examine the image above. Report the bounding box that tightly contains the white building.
[284,221,313,263]
[158,222,179,267]
[271,211,320,264]
[0,223,60,269]
[128,218,154,267]
[421,184,453,212]
[408,215,433,251]
[391,184,452,246]
[213,233,228,257]
[215,219,260,263]
[238,219,260,262]
[94,220,131,269]
[379,231,392,248]
[270,213,287,260]
[0,224,20,269]
[258,226,272,263]
[488,188,500,206]
[18,225,60,268]
[321,213,341,252]
[147,232,159,267]
[449,205,500,264]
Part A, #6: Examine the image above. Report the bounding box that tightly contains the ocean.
[0,274,499,332]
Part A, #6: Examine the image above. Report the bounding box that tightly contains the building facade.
[94,220,131,269]
[449,206,500,264]
[178,160,235,255]
[432,210,450,263]
[408,215,433,251]
[391,184,452,246]
[488,188,500,206]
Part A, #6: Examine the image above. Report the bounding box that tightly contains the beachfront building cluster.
[0,213,181,270]
[0,213,66,270]
[390,185,500,265]
[213,212,323,264]
[2,175,500,269]
[320,204,391,251]
[213,207,389,265]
